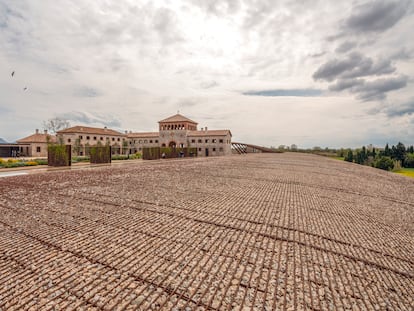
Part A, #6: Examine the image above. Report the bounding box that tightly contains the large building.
[44,113,231,157]
[128,114,232,157]
[9,114,232,158]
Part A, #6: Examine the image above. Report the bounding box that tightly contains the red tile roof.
[158,114,198,124]
[188,130,231,137]
[127,132,159,138]
[57,126,124,136]
[17,133,56,143]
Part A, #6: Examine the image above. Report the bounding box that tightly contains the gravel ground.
[0,153,413,310]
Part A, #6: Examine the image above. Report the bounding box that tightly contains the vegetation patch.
[394,168,414,178]
[0,158,48,168]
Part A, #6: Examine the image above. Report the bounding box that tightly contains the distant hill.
[0,138,7,144]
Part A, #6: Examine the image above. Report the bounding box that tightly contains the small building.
[16,129,55,157]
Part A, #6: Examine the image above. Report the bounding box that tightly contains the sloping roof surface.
[158,114,198,124]
[17,133,56,143]
[188,130,231,137]
[57,126,124,136]
[127,132,159,138]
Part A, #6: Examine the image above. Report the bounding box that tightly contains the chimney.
[104,126,107,129]
[201,127,203,131]
[125,130,128,134]
[35,129,39,134]
[44,130,48,135]
[205,127,208,131]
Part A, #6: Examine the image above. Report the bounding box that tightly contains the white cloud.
[0,0,413,147]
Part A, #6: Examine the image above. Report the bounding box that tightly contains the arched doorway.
[169,141,176,149]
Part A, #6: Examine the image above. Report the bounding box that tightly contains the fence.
[48,144,71,166]
[142,147,198,160]
[90,146,112,164]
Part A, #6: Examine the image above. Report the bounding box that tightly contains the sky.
[0,0,413,148]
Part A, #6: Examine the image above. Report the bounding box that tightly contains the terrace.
[0,153,413,310]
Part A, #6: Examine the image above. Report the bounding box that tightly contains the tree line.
[342,142,414,171]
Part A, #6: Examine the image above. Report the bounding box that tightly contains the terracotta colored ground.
[0,153,413,310]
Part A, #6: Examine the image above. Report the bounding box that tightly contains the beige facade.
[16,114,232,158]
[128,114,232,157]
[56,126,126,156]
[16,129,55,157]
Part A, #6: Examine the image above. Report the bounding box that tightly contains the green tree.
[344,149,354,162]
[384,143,390,156]
[394,142,406,163]
[404,153,414,168]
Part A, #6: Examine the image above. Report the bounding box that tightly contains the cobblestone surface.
[0,153,413,310]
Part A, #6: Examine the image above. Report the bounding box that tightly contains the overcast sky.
[1,0,413,148]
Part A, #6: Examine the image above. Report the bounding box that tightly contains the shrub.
[404,153,414,168]
[25,161,38,166]
[374,156,394,171]
[34,159,48,165]
[111,155,129,160]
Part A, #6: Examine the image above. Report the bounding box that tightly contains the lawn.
[394,168,414,178]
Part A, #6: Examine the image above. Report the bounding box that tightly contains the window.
[144,140,148,143]
[93,136,97,140]
[68,138,71,143]
[219,139,223,143]
[36,146,41,153]
[79,135,83,139]
[106,137,109,140]
[213,148,216,151]
[191,139,195,143]
[198,139,202,143]
[205,139,209,143]
[219,147,223,152]
[100,137,103,140]
[150,140,153,143]
[86,136,90,140]
[198,148,202,151]
[155,140,158,143]
[117,138,120,141]
[212,139,217,143]
[139,140,142,143]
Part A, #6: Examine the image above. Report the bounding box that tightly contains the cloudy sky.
[1,0,413,148]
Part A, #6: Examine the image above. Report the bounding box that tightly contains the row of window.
[131,139,159,144]
[67,136,124,143]
[160,124,196,131]
[191,138,224,144]
[198,147,224,152]
[65,136,229,145]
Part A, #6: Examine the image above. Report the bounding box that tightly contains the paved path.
[0,153,412,310]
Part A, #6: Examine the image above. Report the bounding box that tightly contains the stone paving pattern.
[0,153,413,310]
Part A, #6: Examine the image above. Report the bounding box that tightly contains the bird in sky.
[11,71,15,77]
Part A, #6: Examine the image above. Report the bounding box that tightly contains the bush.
[374,156,394,171]
[404,153,414,168]
[71,156,90,163]
[25,161,38,166]
[34,159,48,165]
[111,155,129,160]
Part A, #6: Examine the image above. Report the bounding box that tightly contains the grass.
[394,168,414,178]
[333,156,345,161]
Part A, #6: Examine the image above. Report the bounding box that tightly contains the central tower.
[158,113,198,148]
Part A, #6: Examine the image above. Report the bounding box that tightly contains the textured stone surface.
[0,153,413,310]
